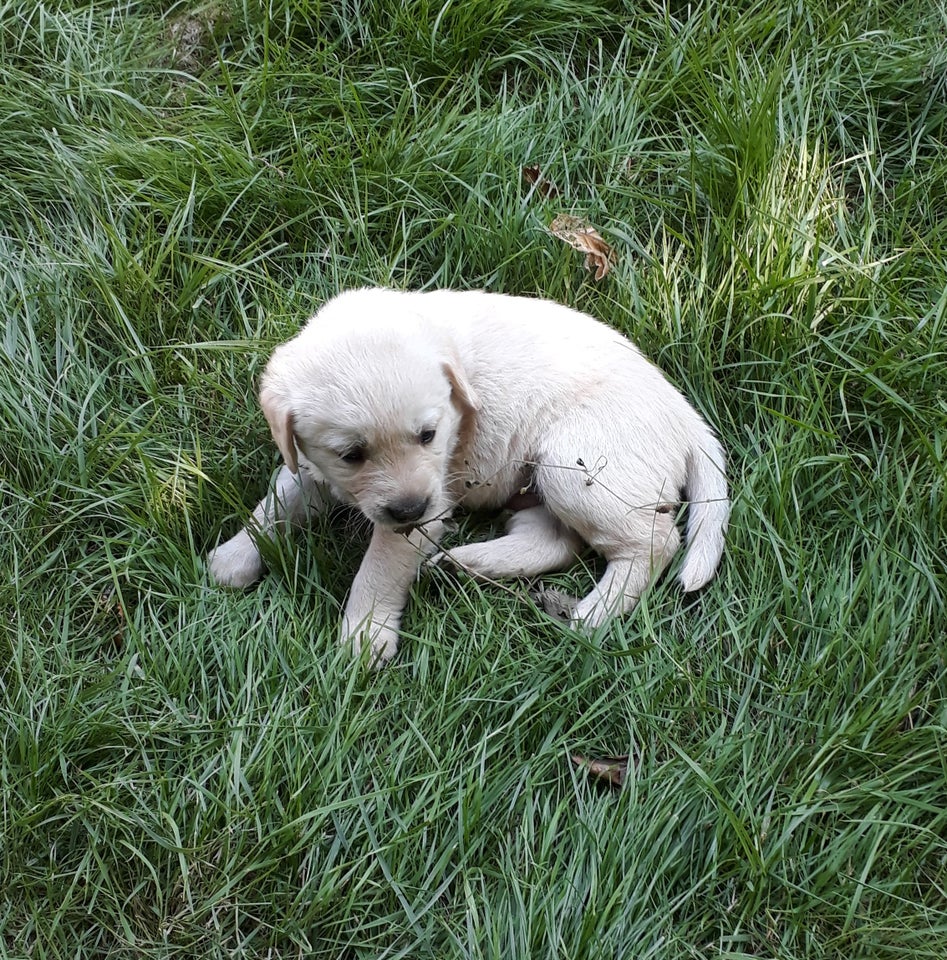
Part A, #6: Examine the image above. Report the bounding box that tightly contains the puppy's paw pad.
[425,548,476,576]
[342,623,399,669]
[368,635,398,668]
[207,537,264,588]
[428,543,493,578]
[531,585,579,623]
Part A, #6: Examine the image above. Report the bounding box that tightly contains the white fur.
[208,289,729,664]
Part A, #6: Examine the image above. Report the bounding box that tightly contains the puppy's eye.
[339,446,366,464]
[418,428,436,446]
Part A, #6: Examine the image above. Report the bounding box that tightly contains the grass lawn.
[2,0,946,956]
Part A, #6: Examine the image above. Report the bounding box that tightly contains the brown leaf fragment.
[166,6,229,74]
[522,164,560,198]
[548,214,617,281]
[93,588,126,652]
[531,585,578,622]
[571,753,631,788]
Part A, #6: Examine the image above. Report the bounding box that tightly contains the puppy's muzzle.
[384,495,431,525]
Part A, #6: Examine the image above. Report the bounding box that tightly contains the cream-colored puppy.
[208,289,729,663]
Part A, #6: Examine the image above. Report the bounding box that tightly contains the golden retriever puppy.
[208,289,729,664]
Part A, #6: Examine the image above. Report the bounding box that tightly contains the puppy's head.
[259,315,477,529]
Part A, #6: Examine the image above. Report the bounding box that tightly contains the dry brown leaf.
[167,6,229,73]
[93,588,126,651]
[548,214,617,281]
[531,585,578,622]
[571,753,631,788]
[522,164,560,199]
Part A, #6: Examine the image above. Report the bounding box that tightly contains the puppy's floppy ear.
[259,385,299,474]
[443,361,479,415]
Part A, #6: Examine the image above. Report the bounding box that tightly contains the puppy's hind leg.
[537,457,683,629]
[570,524,681,629]
[208,465,327,587]
[432,505,584,579]
[570,555,649,629]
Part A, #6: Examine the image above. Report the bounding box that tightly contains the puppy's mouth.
[367,491,445,532]
[389,512,442,535]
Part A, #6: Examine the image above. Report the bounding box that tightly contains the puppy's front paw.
[341,618,400,668]
[207,531,264,588]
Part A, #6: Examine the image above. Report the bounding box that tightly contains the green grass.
[2,0,946,955]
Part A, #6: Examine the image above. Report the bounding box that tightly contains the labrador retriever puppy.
[208,289,729,664]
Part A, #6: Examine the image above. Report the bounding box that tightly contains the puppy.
[208,289,729,664]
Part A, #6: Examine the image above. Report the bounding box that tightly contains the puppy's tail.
[678,432,730,592]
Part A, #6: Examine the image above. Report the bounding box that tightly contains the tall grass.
[1,0,945,956]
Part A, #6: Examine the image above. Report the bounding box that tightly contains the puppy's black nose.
[385,495,430,524]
